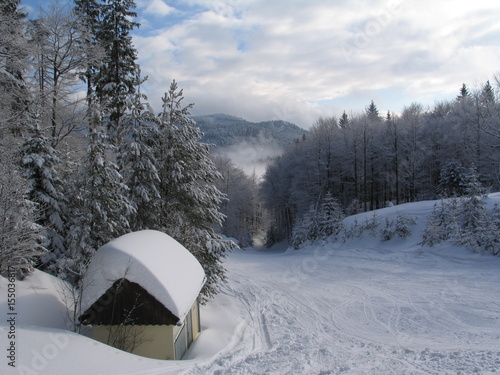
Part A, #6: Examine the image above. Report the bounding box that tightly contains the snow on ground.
[1,196,500,374]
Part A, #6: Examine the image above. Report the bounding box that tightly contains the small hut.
[79,230,205,360]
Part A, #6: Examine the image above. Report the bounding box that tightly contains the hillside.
[191,113,307,149]
[2,194,500,374]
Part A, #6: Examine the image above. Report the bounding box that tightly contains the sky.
[21,0,500,128]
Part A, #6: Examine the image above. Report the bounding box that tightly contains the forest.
[0,0,236,306]
[261,90,500,245]
[1,0,499,314]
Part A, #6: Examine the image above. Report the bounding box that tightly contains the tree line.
[261,83,500,244]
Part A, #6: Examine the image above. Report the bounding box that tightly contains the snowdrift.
[1,194,499,374]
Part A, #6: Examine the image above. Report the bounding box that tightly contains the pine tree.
[457,83,469,101]
[74,0,104,111]
[155,81,236,300]
[437,161,469,198]
[457,194,489,253]
[464,166,486,197]
[366,100,380,122]
[316,192,344,240]
[481,80,495,105]
[338,111,349,128]
[18,118,67,272]
[0,0,30,136]
[0,148,45,277]
[487,204,500,255]
[394,213,415,239]
[421,201,458,247]
[95,0,140,136]
[291,206,317,249]
[118,82,161,231]
[66,100,134,280]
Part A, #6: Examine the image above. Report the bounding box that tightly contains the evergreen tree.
[95,0,140,136]
[394,213,415,238]
[290,205,317,249]
[463,166,486,197]
[0,0,30,136]
[155,81,236,300]
[457,83,469,101]
[457,194,489,253]
[316,192,344,240]
[437,160,469,198]
[118,82,161,231]
[74,0,104,111]
[0,148,45,277]
[421,200,459,247]
[338,111,349,128]
[18,118,67,272]
[481,80,495,105]
[487,204,500,256]
[66,100,134,280]
[366,100,380,122]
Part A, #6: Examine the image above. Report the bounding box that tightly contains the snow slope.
[1,196,500,374]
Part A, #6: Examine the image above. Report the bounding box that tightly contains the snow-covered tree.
[421,200,460,247]
[437,161,469,198]
[28,3,87,148]
[0,146,45,277]
[212,155,263,247]
[382,213,416,241]
[118,79,161,231]
[0,0,30,136]
[290,205,317,249]
[487,204,500,256]
[455,176,488,253]
[154,81,236,300]
[95,0,140,136]
[316,192,344,240]
[66,101,134,280]
[457,83,469,101]
[18,119,67,272]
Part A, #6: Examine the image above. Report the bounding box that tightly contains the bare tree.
[29,2,88,148]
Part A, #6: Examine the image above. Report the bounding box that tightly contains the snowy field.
[2,196,500,374]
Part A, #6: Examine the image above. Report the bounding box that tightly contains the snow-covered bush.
[380,213,416,241]
[291,193,344,249]
[380,218,395,241]
[344,218,364,239]
[395,213,416,238]
[365,212,379,237]
[455,193,493,253]
[422,195,500,256]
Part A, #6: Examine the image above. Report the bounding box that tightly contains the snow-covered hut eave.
[175,275,206,325]
[81,230,207,324]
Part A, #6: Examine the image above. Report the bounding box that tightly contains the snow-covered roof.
[81,230,205,323]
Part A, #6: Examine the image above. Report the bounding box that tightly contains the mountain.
[191,113,307,149]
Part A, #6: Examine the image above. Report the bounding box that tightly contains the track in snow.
[183,244,500,375]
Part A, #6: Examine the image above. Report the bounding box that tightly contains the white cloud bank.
[134,0,500,127]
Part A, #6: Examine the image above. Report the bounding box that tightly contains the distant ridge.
[191,113,308,149]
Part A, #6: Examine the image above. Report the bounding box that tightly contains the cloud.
[138,0,175,17]
[133,0,500,127]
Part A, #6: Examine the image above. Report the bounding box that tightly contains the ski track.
[182,246,500,375]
